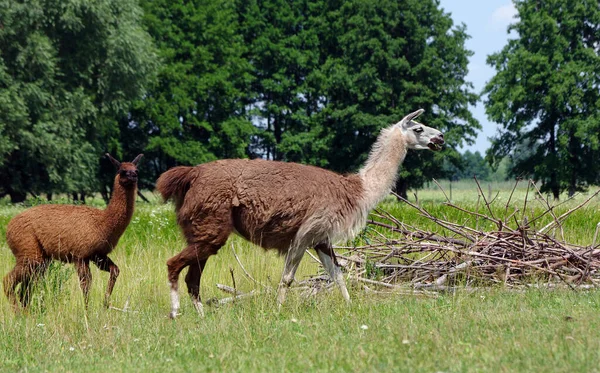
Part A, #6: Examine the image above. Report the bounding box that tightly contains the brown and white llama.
[3,153,143,309]
[156,109,444,318]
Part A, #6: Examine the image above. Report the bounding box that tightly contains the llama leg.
[19,260,49,308]
[92,255,120,308]
[75,259,92,308]
[4,258,47,310]
[4,231,46,310]
[185,260,207,316]
[167,245,211,319]
[277,246,308,306]
[168,213,232,319]
[315,243,350,303]
[3,265,26,309]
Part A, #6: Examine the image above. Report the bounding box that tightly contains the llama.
[157,109,444,318]
[3,153,143,309]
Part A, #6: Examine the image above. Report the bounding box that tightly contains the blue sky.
[437,0,518,154]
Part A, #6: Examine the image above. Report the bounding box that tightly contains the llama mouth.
[428,143,443,151]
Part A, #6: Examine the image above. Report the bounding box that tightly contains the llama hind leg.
[3,266,25,309]
[75,260,92,308]
[91,255,120,308]
[19,260,49,308]
[185,260,207,316]
[167,245,217,319]
[277,246,307,306]
[168,214,232,319]
[4,259,47,310]
[315,243,350,303]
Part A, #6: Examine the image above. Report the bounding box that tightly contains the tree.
[0,0,157,202]
[311,0,480,198]
[135,0,254,179]
[484,0,600,199]
[236,0,326,163]
[444,150,491,181]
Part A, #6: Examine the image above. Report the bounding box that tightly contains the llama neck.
[103,177,137,239]
[358,126,407,210]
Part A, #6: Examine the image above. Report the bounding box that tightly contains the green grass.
[1,188,600,372]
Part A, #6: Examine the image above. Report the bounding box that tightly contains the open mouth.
[428,143,443,151]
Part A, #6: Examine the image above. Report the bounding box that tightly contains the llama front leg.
[92,255,120,308]
[315,244,350,303]
[277,246,307,306]
[185,260,207,317]
[75,259,92,308]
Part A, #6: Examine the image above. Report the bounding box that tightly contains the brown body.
[168,159,364,254]
[158,109,445,318]
[3,154,142,309]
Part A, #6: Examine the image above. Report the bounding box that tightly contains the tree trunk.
[394,178,408,200]
[549,123,560,200]
[101,187,110,204]
[567,129,577,198]
[9,191,26,203]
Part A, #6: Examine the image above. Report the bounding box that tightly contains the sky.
[437,0,518,154]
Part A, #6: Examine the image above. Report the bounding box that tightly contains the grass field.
[1,181,600,372]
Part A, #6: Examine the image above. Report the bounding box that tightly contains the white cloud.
[490,3,518,31]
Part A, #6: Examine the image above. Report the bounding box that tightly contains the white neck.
[358,126,407,210]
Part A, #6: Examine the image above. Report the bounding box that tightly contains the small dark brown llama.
[157,109,444,318]
[3,153,143,309]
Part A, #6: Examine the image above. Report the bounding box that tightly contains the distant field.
[1,183,599,372]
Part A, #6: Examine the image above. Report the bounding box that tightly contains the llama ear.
[400,109,425,125]
[131,154,144,166]
[105,153,121,169]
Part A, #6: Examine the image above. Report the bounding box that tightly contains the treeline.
[444,151,509,182]
[1,0,599,203]
[0,0,478,202]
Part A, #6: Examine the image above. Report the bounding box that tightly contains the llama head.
[396,109,444,151]
[106,153,143,187]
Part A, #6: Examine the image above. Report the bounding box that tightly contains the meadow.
[1,180,600,372]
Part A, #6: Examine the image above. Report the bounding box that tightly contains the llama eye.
[413,127,424,133]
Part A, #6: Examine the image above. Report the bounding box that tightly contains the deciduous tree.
[484,0,600,199]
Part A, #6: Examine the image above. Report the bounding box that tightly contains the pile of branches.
[331,180,600,292]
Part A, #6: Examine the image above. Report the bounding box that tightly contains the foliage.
[484,0,600,199]
[1,0,481,199]
[237,0,324,163]
[309,0,480,197]
[135,0,254,179]
[444,150,486,181]
[0,0,158,202]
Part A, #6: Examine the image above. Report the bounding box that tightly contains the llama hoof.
[169,311,179,319]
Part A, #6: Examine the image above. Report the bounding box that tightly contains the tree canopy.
[484,0,600,199]
[0,0,482,202]
[0,0,158,202]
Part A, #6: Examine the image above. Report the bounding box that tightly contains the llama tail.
[156,166,196,209]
